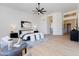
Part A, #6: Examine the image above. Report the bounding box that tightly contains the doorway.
[67,23,71,34]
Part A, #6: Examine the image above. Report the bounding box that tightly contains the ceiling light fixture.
[32,3,47,15]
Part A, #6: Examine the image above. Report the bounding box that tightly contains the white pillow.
[0,36,10,48]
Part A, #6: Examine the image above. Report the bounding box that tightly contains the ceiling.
[0,3,78,15]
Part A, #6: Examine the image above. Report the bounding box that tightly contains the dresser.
[70,29,79,42]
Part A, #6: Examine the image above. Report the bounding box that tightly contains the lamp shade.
[9,24,17,32]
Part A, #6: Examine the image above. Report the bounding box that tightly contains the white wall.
[78,15,79,28]
[39,12,63,35]
[78,5,79,28]
[0,5,64,37]
[78,5,79,29]
[52,12,63,35]
[0,5,38,38]
[39,16,48,34]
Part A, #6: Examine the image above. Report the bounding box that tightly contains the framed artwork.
[21,21,32,29]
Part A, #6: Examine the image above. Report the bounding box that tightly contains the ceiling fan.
[32,3,47,15]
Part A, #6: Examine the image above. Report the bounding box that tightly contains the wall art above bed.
[21,21,32,30]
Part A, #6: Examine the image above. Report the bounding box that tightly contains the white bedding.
[0,36,10,48]
[20,32,44,41]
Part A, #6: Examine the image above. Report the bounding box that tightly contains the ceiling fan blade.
[42,10,47,12]
[41,8,44,11]
[36,7,39,11]
[41,12,44,14]
[40,11,44,14]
